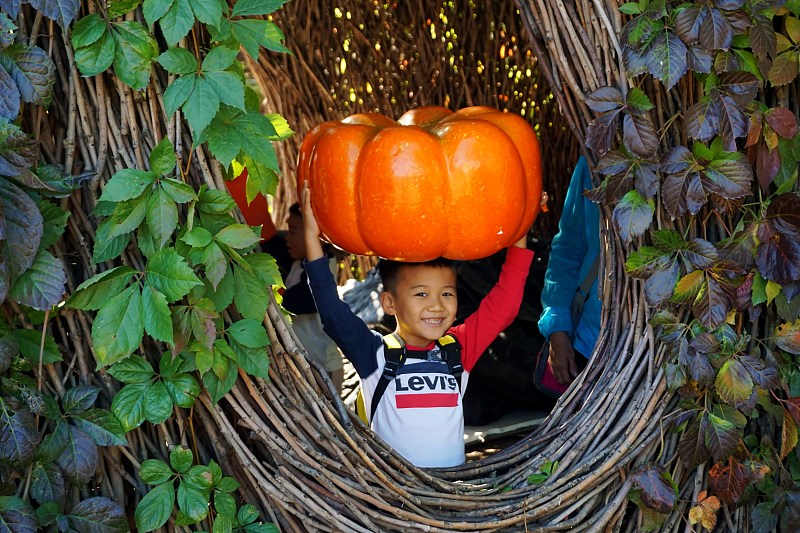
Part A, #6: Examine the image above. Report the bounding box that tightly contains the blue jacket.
[537,157,601,359]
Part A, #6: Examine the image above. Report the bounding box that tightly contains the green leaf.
[190,0,223,25]
[149,137,177,176]
[11,328,62,364]
[0,122,37,178]
[202,107,278,169]
[182,226,213,247]
[205,266,235,311]
[107,355,154,382]
[183,77,219,134]
[111,21,158,90]
[144,380,173,424]
[108,0,143,17]
[264,113,294,140]
[237,503,260,525]
[71,14,107,48]
[159,0,194,46]
[198,188,237,214]
[625,246,671,278]
[202,46,239,72]
[164,74,195,116]
[135,481,175,532]
[177,483,209,522]
[671,270,704,304]
[203,71,245,110]
[202,242,228,289]
[241,157,280,202]
[92,219,131,263]
[228,319,269,348]
[39,200,70,248]
[73,29,116,76]
[619,2,642,14]
[217,476,239,493]
[68,267,136,311]
[139,459,174,485]
[231,342,269,379]
[626,87,654,112]
[194,342,214,375]
[233,266,268,320]
[145,247,202,302]
[170,446,194,472]
[62,385,100,414]
[705,412,739,462]
[156,47,197,75]
[92,284,144,367]
[203,358,238,404]
[716,358,755,407]
[72,408,128,446]
[99,168,155,203]
[108,196,149,238]
[146,187,178,248]
[231,0,288,17]
[8,249,66,310]
[111,382,148,431]
[244,253,280,286]
[143,0,175,25]
[142,284,174,345]
[215,224,260,250]
[214,491,236,518]
[612,189,653,243]
[164,373,200,408]
[161,178,196,203]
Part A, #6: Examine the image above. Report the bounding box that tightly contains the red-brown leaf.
[708,457,751,506]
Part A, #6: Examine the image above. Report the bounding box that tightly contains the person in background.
[538,157,601,388]
[282,203,345,392]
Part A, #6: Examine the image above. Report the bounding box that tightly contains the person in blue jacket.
[538,156,601,386]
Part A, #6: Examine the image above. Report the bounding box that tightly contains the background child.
[301,187,533,468]
[282,203,345,392]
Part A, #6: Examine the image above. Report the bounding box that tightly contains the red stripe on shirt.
[396,393,459,409]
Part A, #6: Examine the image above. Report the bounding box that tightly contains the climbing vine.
[1,0,291,530]
[584,0,800,527]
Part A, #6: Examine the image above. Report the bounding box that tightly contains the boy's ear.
[380,291,397,316]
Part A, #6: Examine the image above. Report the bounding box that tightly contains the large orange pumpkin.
[297,106,542,262]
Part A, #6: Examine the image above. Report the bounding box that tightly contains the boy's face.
[380,265,458,347]
[286,213,305,260]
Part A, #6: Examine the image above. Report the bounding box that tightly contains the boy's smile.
[380,265,458,347]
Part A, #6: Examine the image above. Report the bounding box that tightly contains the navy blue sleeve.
[282,272,318,315]
[305,257,382,378]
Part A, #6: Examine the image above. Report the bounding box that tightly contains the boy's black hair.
[378,258,458,294]
[288,202,302,218]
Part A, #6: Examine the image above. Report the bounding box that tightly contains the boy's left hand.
[302,183,324,261]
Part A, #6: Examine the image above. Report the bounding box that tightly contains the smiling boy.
[301,188,533,467]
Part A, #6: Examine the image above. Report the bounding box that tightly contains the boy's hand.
[301,184,324,261]
[548,331,578,385]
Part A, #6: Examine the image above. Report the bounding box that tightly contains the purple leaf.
[714,0,745,10]
[705,413,740,461]
[585,86,624,113]
[714,50,741,73]
[635,163,660,199]
[0,42,56,106]
[675,5,708,44]
[597,150,634,175]
[765,108,799,139]
[755,139,780,191]
[586,109,622,155]
[717,72,759,107]
[0,66,21,120]
[645,30,689,90]
[691,332,721,353]
[739,354,781,389]
[27,0,80,29]
[663,170,707,219]
[693,275,732,329]
[31,462,65,503]
[678,414,711,470]
[623,45,649,77]
[661,146,695,173]
[631,464,678,513]
[768,193,800,238]
[0,179,43,281]
[645,260,680,305]
[0,0,22,18]
[683,238,719,271]
[0,397,41,468]
[623,112,660,157]
[605,171,635,204]
[67,497,128,533]
[685,98,720,141]
[700,8,734,51]
[717,95,750,152]
[8,249,66,311]
[701,158,752,200]
[56,425,99,485]
[0,122,38,177]
[687,46,714,73]
[756,226,800,284]
[749,14,777,60]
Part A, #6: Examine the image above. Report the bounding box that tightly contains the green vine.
[1,0,293,530]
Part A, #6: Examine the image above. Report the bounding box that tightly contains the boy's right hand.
[301,184,324,261]
[548,331,578,385]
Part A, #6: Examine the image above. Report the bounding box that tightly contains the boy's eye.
[442,292,454,297]
[415,292,428,297]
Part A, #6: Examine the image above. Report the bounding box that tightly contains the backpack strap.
[436,334,463,392]
[369,333,406,422]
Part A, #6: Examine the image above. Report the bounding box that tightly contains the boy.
[301,189,533,468]
[282,203,345,392]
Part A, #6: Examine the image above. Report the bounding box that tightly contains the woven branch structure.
[9,0,795,530]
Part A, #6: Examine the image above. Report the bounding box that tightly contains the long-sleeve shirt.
[306,246,533,467]
[538,156,601,359]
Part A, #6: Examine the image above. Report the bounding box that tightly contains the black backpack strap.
[436,334,463,392]
[370,333,406,421]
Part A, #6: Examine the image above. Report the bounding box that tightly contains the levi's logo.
[394,375,459,409]
[395,375,458,392]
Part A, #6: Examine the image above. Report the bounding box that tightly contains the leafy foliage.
[596,0,800,526]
